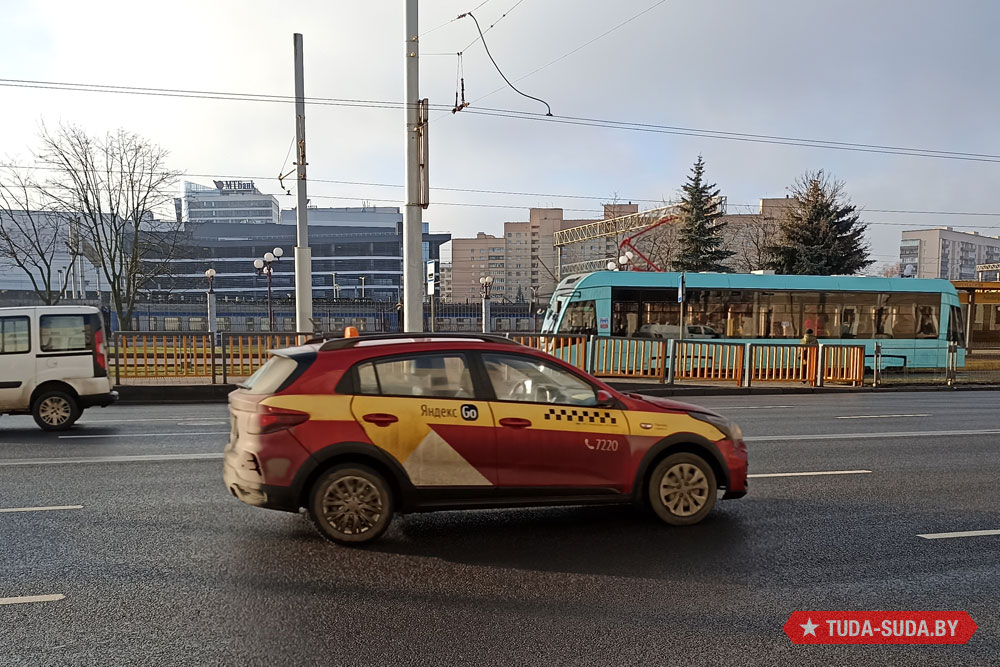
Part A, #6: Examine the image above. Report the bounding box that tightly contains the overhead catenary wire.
[4,77,1000,165]
[10,163,1000,227]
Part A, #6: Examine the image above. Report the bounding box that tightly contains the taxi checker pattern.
[543,407,617,425]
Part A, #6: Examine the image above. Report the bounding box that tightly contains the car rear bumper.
[79,391,118,409]
[223,452,300,513]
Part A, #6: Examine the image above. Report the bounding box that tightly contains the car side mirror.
[595,389,616,407]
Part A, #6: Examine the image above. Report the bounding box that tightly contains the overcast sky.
[3,0,1000,268]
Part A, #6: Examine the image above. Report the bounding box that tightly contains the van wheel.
[648,452,717,526]
[32,390,80,431]
[308,465,393,545]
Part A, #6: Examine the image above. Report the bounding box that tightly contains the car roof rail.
[318,332,522,352]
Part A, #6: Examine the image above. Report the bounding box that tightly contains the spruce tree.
[767,171,873,275]
[674,156,733,272]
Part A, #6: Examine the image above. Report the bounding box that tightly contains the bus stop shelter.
[952,281,1000,352]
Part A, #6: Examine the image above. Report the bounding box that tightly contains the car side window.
[357,354,475,399]
[39,314,91,352]
[0,316,30,354]
[482,353,597,406]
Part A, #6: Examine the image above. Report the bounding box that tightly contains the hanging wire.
[458,11,552,116]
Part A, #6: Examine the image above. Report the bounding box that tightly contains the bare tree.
[35,123,183,325]
[0,164,76,304]
[727,212,780,273]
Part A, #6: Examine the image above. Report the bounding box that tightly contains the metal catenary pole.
[293,33,314,333]
[402,0,424,332]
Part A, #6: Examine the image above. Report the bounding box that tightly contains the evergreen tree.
[515,285,525,303]
[673,156,733,272]
[767,171,873,275]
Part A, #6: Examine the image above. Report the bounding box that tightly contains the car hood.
[625,393,721,417]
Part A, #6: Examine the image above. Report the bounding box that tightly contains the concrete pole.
[482,296,491,333]
[402,0,424,331]
[293,33,314,333]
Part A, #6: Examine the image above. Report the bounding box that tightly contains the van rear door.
[35,312,101,384]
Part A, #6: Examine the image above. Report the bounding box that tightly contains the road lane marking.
[748,470,872,478]
[0,453,223,466]
[0,505,83,513]
[78,417,223,424]
[176,421,229,426]
[836,414,930,419]
[745,429,1000,442]
[704,405,796,410]
[58,431,229,439]
[917,529,1000,540]
[0,594,64,605]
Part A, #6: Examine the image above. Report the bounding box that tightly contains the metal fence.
[109,331,997,388]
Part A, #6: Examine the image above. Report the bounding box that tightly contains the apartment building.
[446,205,638,303]
[899,227,1000,280]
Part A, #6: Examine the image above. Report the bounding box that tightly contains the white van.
[0,305,117,430]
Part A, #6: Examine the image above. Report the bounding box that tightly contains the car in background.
[0,305,117,430]
[223,333,747,545]
[635,323,721,339]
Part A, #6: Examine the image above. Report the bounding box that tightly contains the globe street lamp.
[479,275,495,333]
[254,247,283,330]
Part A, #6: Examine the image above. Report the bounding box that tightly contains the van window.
[0,316,30,354]
[39,314,91,352]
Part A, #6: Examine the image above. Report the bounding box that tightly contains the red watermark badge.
[784,611,977,645]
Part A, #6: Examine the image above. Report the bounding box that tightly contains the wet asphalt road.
[1,392,998,666]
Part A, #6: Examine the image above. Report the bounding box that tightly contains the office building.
[179,180,280,225]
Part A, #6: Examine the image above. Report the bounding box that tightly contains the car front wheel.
[308,464,393,545]
[648,452,717,526]
[32,390,80,431]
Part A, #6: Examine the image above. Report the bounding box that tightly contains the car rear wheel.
[308,465,393,545]
[32,390,80,431]
[648,452,717,526]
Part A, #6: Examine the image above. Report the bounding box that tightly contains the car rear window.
[241,356,301,395]
[40,314,93,352]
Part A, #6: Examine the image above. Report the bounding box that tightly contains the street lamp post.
[253,247,284,330]
[529,285,538,332]
[359,276,366,300]
[204,268,217,335]
[331,272,340,299]
[479,275,494,333]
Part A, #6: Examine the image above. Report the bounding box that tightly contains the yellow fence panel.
[675,342,744,384]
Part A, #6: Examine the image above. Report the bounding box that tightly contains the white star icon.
[800,618,819,637]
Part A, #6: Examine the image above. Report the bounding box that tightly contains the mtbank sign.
[213,180,255,192]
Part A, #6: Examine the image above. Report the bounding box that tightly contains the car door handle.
[499,417,532,429]
[363,413,398,427]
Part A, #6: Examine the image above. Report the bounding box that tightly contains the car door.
[36,312,95,385]
[479,351,630,490]
[0,314,33,411]
[349,351,497,487]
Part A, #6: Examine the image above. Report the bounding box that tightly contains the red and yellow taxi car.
[224,334,747,544]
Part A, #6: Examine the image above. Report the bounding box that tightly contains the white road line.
[0,505,83,513]
[704,405,796,410]
[836,414,931,419]
[78,417,222,424]
[745,429,1000,442]
[917,529,1000,540]
[0,453,223,466]
[748,470,872,478]
[58,431,229,439]
[0,594,64,605]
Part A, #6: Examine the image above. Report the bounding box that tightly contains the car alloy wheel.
[323,475,384,536]
[648,452,717,526]
[309,465,393,545]
[659,462,710,517]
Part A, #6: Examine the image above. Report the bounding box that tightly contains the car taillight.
[94,330,107,369]
[249,405,310,434]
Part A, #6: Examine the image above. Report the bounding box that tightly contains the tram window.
[557,300,597,336]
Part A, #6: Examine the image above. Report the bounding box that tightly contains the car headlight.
[691,412,743,442]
